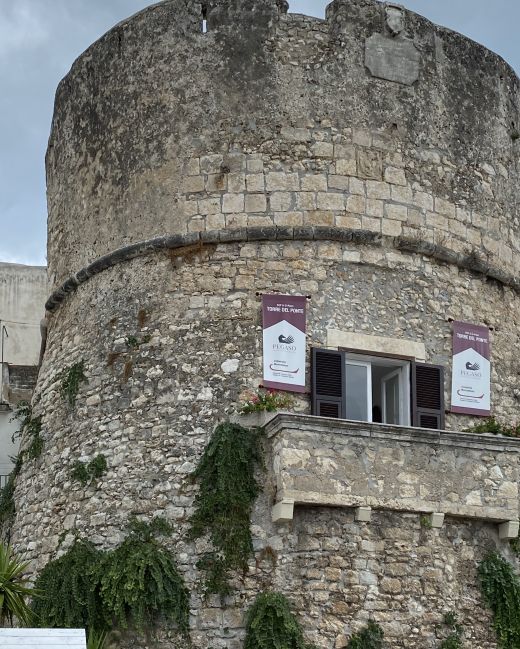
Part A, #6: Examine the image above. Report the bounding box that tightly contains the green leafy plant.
[125,335,151,351]
[0,542,38,626]
[32,518,189,639]
[465,417,520,438]
[0,456,23,532]
[189,422,262,596]
[99,519,189,634]
[60,361,88,407]
[11,401,44,460]
[71,455,108,485]
[439,611,463,649]
[479,552,520,647]
[244,592,316,649]
[510,538,520,557]
[87,629,108,649]
[239,388,295,415]
[347,620,384,649]
[32,539,107,632]
[420,515,433,529]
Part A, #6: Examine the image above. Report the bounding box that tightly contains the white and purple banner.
[262,295,306,393]
[451,321,491,416]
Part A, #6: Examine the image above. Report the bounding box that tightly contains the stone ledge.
[45,227,520,313]
[266,413,520,527]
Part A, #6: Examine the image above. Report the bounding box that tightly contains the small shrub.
[125,336,139,350]
[244,592,316,649]
[60,361,88,407]
[239,388,295,415]
[347,621,384,649]
[465,417,520,438]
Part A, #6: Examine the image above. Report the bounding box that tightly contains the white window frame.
[345,353,411,427]
[345,359,372,422]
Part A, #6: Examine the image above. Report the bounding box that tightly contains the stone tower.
[10,0,520,647]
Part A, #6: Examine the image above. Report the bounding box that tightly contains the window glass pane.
[384,374,400,425]
[346,363,368,421]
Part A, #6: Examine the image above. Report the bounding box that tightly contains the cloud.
[0,1,49,59]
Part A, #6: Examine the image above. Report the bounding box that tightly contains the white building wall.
[0,263,47,477]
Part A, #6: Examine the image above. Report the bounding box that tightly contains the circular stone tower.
[10,0,520,647]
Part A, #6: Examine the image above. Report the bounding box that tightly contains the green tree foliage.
[189,422,262,595]
[0,543,38,627]
[244,592,316,649]
[347,621,384,649]
[479,552,520,648]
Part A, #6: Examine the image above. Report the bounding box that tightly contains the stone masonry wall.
[16,0,520,647]
[46,0,519,289]
[11,242,520,647]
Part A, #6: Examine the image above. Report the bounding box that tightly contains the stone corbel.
[272,498,295,524]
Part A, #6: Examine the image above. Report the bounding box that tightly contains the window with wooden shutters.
[411,362,445,430]
[311,348,345,418]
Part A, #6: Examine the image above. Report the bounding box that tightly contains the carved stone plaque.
[365,33,420,86]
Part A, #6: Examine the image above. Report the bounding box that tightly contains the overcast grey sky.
[1,0,519,267]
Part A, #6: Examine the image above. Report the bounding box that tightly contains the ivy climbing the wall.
[60,360,88,407]
[479,552,520,648]
[99,517,190,634]
[189,422,262,596]
[32,539,106,631]
[0,403,44,535]
[244,592,317,649]
[70,454,108,485]
[439,612,463,649]
[32,518,190,640]
[347,620,384,649]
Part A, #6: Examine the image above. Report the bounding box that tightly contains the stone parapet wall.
[267,414,520,523]
[45,0,519,288]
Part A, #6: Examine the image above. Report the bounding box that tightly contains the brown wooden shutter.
[411,362,445,430]
[311,348,345,418]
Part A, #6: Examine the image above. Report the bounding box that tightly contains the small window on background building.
[311,348,445,430]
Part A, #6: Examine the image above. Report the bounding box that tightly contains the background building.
[0,263,46,483]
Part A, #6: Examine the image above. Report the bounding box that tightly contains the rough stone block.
[365,33,420,86]
[355,506,372,522]
[499,520,519,540]
[272,499,295,524]
[428,513,445,528]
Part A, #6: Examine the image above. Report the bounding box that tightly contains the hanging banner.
[262,295,307,393]
[451,321,491,416]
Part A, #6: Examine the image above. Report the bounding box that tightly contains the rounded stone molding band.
[45,226,519,313]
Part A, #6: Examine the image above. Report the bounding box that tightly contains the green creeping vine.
[244,592,317,649]
[99,517,189,633]
[32,539,106,631]
[32,518,190,639]
[479,552,520,648]
[71,455,108,485]
[11,401,44,460]
[60,360,88,407]
[347,620,384,649]
[0,403,44,533]
[188,422,262,596]
[439,612,463,649]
